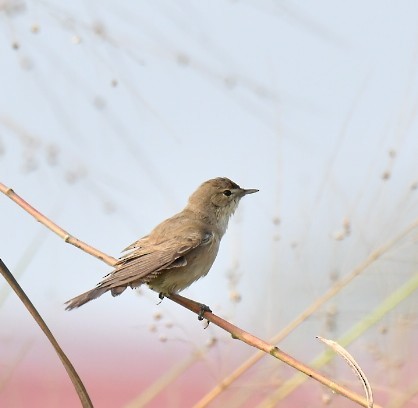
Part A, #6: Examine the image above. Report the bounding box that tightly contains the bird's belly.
[148,240,219,294]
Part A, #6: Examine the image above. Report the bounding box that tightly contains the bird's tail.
[65,287,107,310]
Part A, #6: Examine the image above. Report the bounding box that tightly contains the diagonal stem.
[167,293,382,408]
[0,259,93,408]
[1,182,381,407]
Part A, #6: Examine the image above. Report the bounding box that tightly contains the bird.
[65,177,258,316]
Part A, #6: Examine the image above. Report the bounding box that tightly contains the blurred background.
[1,1,418,407]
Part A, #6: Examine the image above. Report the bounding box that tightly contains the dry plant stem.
[260,274,418,407]
[317,336,373,408]
[168,294,378,408]
[1,182,378,408]
[196,218,418,407]
[0,182,116,267]
[0,259,93,408]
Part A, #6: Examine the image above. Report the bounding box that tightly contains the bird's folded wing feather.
[121,235,149,252]
[98,229,212,288]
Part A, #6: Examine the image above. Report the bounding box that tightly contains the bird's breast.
[149,235,220,294]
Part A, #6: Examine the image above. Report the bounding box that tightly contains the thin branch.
[0,259,93,408]
[195,217,418,407]
[0,182,116,266]
[1,182,382,408]
[168,294,381,408]
[254,273,418,407]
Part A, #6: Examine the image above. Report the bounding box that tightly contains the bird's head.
[187,177,258,234]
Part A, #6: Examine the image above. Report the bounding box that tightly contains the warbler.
[65,177,258,315]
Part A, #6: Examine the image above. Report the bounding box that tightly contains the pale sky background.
[1,1,418,407]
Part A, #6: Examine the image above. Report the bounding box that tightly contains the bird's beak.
[241,188,259,196]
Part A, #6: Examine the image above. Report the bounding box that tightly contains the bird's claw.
[157,292,165,305]
[198,303,212,321]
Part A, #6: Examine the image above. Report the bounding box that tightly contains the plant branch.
[195,217,418,407]
[167,293,380,408]
[0,182,116,266]
[0,259,93,408]
[1,182,382,408]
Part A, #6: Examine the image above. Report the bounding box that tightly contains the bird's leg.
[157,292,165,305]
[198,303,212,321]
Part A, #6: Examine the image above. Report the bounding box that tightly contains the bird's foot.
[198,303,212,321]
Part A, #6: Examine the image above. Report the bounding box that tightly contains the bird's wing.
[98,229,213,289]
[120,234,149,253]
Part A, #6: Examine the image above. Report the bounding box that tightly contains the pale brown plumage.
[65,177,258,310]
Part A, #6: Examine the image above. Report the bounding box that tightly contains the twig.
[0,259,93,408]
[195,217,418,407]
[265,273,418,405]
[168,294,381,408]
[1,182,382,408]
[317,336,373,408]
[0,182,116,266]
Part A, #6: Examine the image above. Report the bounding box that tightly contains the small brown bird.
[65,177,258,313]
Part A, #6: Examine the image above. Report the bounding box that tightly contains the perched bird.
[65,177,258,315]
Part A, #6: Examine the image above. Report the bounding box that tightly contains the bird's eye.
[223,190,232,196]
